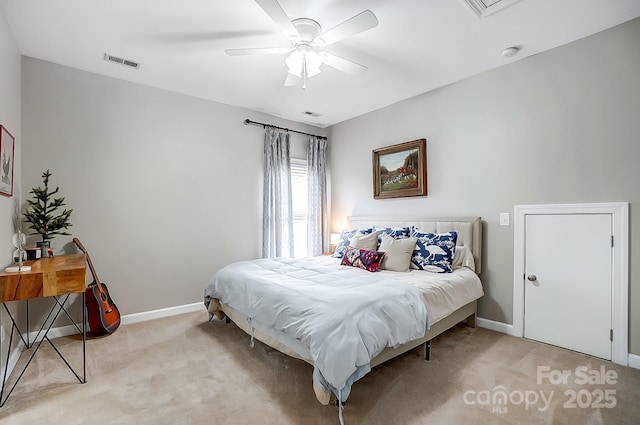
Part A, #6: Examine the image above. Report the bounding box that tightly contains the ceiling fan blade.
[255,0,300,39]
[225,47,292,56]
[317,10,378,46]
[284,73,300,87]
[322,53,367,75]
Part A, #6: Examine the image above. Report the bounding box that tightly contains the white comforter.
[204,256,429,402]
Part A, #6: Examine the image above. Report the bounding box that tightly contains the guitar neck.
[73,238,104,288]
[85,252,103,286]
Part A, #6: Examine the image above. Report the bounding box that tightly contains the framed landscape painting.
[0,125,15,197]
[373,138,427,199]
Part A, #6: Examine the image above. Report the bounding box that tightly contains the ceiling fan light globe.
[305,50,323,77]
[285,50,303,77]
[306,67,321,78]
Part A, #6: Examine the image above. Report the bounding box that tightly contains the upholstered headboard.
[346,216,482,274]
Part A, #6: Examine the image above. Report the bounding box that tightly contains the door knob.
[527,274,537,282]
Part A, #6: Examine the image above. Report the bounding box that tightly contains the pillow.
[452,245,476,271]
[332,228,373,258]
[374,226,413,247]
[350,231,379,251]
[410,231,458,273]
[378,233,417,272]
[340,246,384,272]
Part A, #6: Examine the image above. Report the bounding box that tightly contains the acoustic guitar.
[73,238,121,336]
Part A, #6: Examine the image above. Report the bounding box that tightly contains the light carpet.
[0,310,638,424]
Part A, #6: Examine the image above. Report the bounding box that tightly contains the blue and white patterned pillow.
[411,230,458,273]
[332,227,374,258]
[374,226,413,248]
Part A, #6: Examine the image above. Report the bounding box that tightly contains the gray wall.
[21,58,322,316]
[0,7,22,378]
[328,18,640,355]
[0,6,21,263]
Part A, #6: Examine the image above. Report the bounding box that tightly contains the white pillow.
[452,246,476,271]
[350,231,379,252]
[378,233,417,272]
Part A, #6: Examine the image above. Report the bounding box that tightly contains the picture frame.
[373,138,427,199]
[0,125,15,197]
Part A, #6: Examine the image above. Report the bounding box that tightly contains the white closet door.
[524,213,612,360]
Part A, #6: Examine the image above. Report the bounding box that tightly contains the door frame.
[513,202,629,365]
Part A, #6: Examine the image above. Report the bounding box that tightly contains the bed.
[204,216,483,412]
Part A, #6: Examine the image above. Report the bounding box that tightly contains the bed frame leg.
[225,316,231,324]
[467,313,477,328]
[424,340,431,361]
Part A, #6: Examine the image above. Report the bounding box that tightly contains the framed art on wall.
[0,125,15,197]
[373,138,427,199]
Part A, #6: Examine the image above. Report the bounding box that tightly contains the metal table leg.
[0,294,87,407]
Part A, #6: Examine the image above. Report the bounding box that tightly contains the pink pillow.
[340,246,384,272]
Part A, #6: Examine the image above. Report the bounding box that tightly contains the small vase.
[37,241,50,258]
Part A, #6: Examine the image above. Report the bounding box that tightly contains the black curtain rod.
[243,119,327,140]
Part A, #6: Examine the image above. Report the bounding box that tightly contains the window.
[290,159,308,258]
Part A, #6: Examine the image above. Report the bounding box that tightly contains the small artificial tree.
[23,170,73,244]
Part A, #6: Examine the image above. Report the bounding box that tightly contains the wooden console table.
[0,254,88,407]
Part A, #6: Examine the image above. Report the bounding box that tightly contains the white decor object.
[6,231,31,272]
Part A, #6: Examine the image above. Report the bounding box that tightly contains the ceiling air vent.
[103,53,140,69]
[462,0,523,17]
[303,111,321,117]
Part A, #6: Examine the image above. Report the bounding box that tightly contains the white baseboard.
[121,302,205,325]
[476,316,519,337]
[629,353,640,370]
[26,323,82,342]
[2,338,25,384]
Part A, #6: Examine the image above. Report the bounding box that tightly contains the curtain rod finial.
[244,119,251,125]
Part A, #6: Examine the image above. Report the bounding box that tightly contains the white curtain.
[306,136,328,256]
[262,128,294,258]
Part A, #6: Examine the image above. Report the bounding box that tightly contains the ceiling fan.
[225,0,379,89]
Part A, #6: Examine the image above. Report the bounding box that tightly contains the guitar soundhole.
[100,293,108,302]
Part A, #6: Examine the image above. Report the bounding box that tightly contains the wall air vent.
[462,0,523,17]
[103,53,140,69]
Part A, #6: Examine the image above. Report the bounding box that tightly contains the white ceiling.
[2,0,639,128]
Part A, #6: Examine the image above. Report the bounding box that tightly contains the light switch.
[499,212,510,226]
